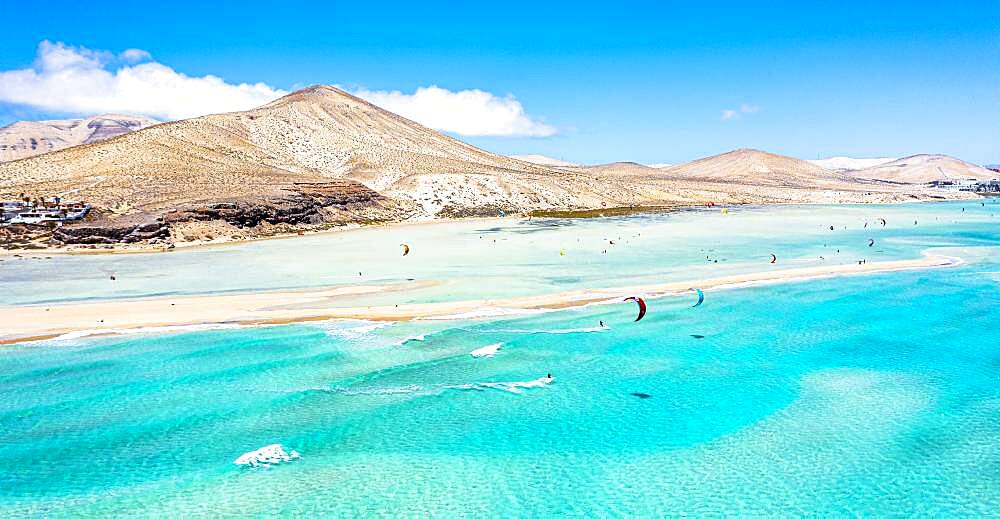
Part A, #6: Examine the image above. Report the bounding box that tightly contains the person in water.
[599,320,605,327]
[547,373,552,379]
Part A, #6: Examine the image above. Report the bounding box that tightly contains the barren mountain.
[849,154,997,184]
[0,86,974,249]
[808,156,896,171]
[0,114,159,162]
[664,148,851,187]
[0,86,670,245]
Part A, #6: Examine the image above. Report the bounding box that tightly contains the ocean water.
[1,201,998,515]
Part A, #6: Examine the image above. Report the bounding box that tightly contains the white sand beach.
[0,253,960,344]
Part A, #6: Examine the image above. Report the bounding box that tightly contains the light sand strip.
[0,254,960,344]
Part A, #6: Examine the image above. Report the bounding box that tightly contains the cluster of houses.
[1,197,91,225]
[928,179,1000,193]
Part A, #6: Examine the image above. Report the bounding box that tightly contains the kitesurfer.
[689,288,704,307]
[624,296,647,321]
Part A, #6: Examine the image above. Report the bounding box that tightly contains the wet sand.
[0,253,960,345]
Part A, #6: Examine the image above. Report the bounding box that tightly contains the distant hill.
[0,114,159,162]
[574,162,664,176]
[808,156,896,171]
[509,154,578,167]
[850,154,997,183]
[664,148,850,187]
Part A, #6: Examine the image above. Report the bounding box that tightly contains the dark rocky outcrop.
[40,180,401,247]
[163,180,394,228]
[51,218,170,245]
[435,203,520,219]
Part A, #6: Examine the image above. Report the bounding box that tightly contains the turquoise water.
[3,201,998,307]
[1,202,999,515]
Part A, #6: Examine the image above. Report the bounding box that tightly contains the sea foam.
[470,343,503,357]
[483,326,607,335]
[234,444,301,468]
[448,376,555,394]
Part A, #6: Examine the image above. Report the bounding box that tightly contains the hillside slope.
[850,154,996,183]
[1,86,669,219]
[0,86,975,249]
[665,148,851,187]
[808,156,896,171]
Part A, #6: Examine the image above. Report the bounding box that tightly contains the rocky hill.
[0,86,973,249]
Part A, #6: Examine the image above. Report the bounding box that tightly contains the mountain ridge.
[0,113,160,162]
[0,85,975,249]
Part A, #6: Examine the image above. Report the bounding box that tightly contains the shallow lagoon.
[1,201,998,515]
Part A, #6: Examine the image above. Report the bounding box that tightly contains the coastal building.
[0,198,91,225]
[976,179,1000,193]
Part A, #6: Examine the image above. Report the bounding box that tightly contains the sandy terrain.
[0,87,976,224]
[0,253,959,344]
[0,86,984,254]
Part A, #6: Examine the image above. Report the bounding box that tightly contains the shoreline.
[0,196,981,257]
[0,253,961,345]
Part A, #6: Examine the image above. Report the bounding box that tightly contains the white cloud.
[119,48,152,63]
[0,41,288,120]
[0,41,556,137]
[351,86,556,137]
[721,103,762,121]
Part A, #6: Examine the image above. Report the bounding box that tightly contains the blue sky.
[1,0,998,164]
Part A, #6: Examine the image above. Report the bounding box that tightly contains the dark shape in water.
[631,392,652,399]
[691,334,705,339]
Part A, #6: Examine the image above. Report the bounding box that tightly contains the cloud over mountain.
[0,42,554,137]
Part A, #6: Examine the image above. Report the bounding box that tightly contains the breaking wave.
[234,444,301,468]
[470,343,503,357]
[476,326,608,335]
[328,376,555,398]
